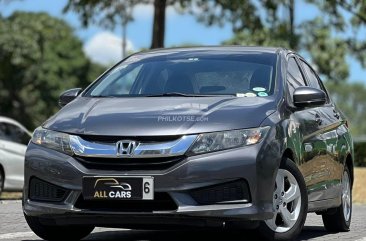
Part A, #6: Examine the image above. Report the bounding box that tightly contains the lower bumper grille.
[29,178,69,202]
[74,156,185,171]
[74,192,178,212]
[190,180,251,205]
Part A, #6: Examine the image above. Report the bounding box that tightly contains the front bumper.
[23,134,282,227]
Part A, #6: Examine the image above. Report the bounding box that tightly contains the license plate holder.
[82,176,154,200]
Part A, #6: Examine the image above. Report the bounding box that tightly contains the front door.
[285,55,329,202]
[299,59,343,201]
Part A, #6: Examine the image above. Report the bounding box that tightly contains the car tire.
[322,166,352,232]
[258,158,308,241]
[24,213,94,241]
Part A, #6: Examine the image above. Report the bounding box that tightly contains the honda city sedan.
[23,47,353,241]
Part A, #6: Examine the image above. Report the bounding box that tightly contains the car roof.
[135,46,284,56]
[0,116,30,132]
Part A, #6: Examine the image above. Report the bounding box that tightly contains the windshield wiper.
[145,92,233,97]
[91,95,115,98]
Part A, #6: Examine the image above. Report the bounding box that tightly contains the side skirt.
[308,197,341,213]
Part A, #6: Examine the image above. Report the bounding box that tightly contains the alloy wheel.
[265,169,302,233]
[342,171,351,222]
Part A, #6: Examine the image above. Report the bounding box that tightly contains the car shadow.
[83,225,329,241]
[20,225,330,241]
[86,229,258,241]
[297,226,329,240]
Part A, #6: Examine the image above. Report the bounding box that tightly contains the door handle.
[333,109,340,119]
[315,113,322,125]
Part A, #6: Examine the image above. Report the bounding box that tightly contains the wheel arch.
[282,148,296,163]
[345,154,354,187]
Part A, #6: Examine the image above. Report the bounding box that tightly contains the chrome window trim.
[69,135,197,158]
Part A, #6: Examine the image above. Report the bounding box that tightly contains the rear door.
[0,122,30,190]
[298,59,343,200]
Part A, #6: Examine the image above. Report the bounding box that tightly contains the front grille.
[29,177,69,202]
[190,180,251,205]
[74,156,185,171]
[74,192,178,212]
[78,134,181,143]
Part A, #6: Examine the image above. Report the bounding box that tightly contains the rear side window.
[287,57,306,97]
[0,122,30,145]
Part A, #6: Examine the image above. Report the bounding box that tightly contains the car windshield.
[85,51,278,97]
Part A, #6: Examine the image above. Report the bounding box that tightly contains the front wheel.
[258,158,308,241]
[24,213,94,241]
[322,166,352,232]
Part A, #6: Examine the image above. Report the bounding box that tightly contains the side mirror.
[59,88,82,107]
[293,86,326,108]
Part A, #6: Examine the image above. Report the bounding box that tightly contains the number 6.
[144,182,150,194]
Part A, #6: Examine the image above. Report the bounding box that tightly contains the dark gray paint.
[44,96,277,136]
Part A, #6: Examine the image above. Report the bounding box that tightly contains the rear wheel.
[322,166,352,232]
[24,213,94,241]
[258,158,308,241]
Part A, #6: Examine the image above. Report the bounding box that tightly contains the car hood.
[44,96,277,136]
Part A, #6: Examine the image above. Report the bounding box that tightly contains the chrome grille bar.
[69,135,197,158]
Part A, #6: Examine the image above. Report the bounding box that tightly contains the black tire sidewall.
[258,158,308,241]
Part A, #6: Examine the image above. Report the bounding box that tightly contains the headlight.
[188,126,270,155]
[32,127,73,155]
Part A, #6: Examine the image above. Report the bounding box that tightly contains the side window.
[287,57,306,97]
[300,60,330,102]
[0,123,6,141]
[0,123,30,145]
[300,60,321,89]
